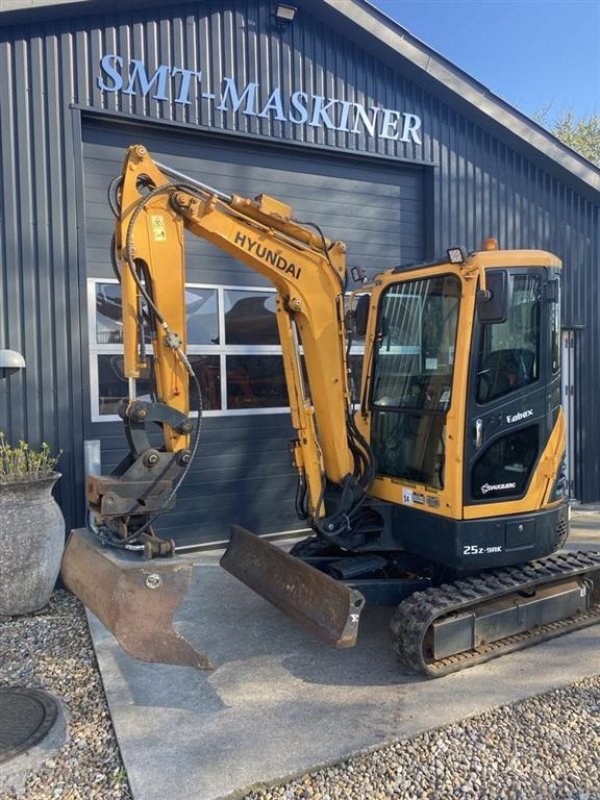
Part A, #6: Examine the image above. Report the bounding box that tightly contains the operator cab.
[361,244,567,572]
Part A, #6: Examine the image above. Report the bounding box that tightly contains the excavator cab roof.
[393,247,562,275]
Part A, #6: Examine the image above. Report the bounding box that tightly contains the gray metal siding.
[0,0,598,530]
[0,30,85,525]
[82,120,425,283]
[82,118,424,544]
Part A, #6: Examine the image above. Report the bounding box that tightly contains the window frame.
[88,278,287,421]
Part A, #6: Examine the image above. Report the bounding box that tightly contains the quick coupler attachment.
[220,525,366,648]
[61,528,214,670]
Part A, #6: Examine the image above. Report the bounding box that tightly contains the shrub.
[0,433,62,484]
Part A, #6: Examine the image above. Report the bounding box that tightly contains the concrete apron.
[87,527,600,800]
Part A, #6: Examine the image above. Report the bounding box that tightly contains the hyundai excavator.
[61,144,600,677]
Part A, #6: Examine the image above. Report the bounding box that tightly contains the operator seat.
[479,348,536,401]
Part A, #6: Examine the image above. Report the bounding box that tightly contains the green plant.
[0,432,62,484]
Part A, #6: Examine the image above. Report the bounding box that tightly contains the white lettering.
[97,54,123,92]
[399,112,422,145]
[380,108,402,140]
[481,482,517,495]
[216,78,259,115]
[95,55,424,153]
[352,105,380,137]
[172,67,202,106]
[309,96,338,129]
[289,91,309,124]
[506,409,534,424]
[336,100,354,132]
[258,87,287,121]
[123,59,170,101]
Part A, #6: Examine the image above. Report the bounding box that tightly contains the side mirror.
[546,278,560,303]
[352,294,371,337]
[477,271,507,324]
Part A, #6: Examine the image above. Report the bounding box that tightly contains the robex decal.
[234,232,302,279]
[506,409,534,424]
[96,55,423,146]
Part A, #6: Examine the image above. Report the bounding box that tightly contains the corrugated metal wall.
[0,0,598,530]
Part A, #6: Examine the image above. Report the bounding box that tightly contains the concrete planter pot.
[0,473,65,615]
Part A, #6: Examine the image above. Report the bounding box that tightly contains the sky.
[368,0,600,125]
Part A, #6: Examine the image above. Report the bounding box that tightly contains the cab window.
[476,274,540,404]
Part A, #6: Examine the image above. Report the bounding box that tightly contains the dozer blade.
[61,528,214,670]
[220,525,366,648]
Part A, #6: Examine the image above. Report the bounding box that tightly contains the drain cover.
[0,687,58,764]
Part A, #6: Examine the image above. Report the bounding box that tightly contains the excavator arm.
[63,144,373,663]
[91,143,372,547]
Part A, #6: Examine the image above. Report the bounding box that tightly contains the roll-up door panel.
[82,120,425,545]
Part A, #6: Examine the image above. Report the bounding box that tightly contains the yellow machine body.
[61,145,600,677]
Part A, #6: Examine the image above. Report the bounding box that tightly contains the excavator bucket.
[61,528,214,670]
[220,525,366,648]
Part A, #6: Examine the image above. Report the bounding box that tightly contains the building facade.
[1,0,599,545]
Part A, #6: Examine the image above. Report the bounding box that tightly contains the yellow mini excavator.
[62,145,600,677]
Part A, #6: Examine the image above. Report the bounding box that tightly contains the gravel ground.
[244,678,600,800]
[0,590,132,800]
[1,589,598,800]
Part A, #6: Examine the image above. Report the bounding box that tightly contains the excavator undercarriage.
[219,524,600,676]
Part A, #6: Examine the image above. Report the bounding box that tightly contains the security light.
[447,246,468,265]
[0,349,25,378]
[275,3,297,24]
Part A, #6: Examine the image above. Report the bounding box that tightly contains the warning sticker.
[151,215,167,242]
[402,488,413,504]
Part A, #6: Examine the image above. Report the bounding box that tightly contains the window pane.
[550,293,561,375]
[96,283,124,344]
[188,355,221,411]
[96,282,155,344]
[98,354,222,415]
[348,354,363,405]
[476,274,540,404]
[372,409,446,488]
[224,290,278,345]
[186,288,219,345]
[346,293,370,348]
[226,355,287,409]
[98,354,151,415]
[96,284,219,346]
[471,425,539,500]
[372,274,460,412]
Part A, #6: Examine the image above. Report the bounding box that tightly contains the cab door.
[464,269,561,510]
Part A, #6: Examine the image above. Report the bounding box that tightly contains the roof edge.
[325,0,600,195]
[2,0,599,195]
[0,0,166,26]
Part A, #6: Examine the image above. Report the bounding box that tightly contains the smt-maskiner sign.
[97,54,423,145]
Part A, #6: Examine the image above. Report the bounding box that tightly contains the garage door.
[82,118,425,546]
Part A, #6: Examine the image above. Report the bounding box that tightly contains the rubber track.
[390,550,600,678]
